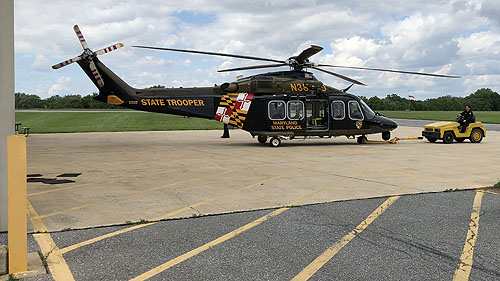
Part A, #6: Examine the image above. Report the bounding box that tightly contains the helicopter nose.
[386,120,398,130]
[376,116,398,130]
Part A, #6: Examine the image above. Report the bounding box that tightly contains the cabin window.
[332,101,345,120]
[287,101,304,120]
[348,100,364,120]
[306,103,313,118]
[268,100,286,120]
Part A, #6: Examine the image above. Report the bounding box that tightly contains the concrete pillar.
[0,0,15,232]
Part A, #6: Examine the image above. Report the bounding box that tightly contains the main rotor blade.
[52,55,82,69]
[295,45,323,64]
[218,63,288,73]
[133,45,285,64]
[312,67,367,86]
[73,25,89,50]
[316,64,461,78]
[96,43,125,56]
[89,60,104,88]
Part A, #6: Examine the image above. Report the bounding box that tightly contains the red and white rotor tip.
[96,43,124,55]
[73,24,89,49]
[52,55,81,69]
[51,25,124,88]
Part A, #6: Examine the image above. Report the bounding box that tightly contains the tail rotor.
[51,24,124,88]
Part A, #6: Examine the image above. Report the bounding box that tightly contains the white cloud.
[171,80,183,87]
[31,55,51,72]
[48,76,72,96]
[458,31,500,58]
[136,56,169,67]
[182,59,191,67]
[14,0,500,98]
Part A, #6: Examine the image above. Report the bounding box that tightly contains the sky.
[14,0,500,100]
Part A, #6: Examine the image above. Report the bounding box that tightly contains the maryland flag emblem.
[356,120,363,129]
[215,93,254,129]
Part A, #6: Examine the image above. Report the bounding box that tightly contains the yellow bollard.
[7,135,27,274]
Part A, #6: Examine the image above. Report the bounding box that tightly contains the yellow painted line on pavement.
[355,165,482,189]
[28,183,91,197]
[130,207,291,281]
[291,180,416,281]
[128,169,365,281]
[291,195,400,281]
[34,172,225,219]
[58,168,304,255]
[27,200,74,281]
[58,222,153,255]
[453,190,484,281]
[35,177,202,218]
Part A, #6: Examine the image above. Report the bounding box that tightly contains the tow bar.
[364,136,423,144]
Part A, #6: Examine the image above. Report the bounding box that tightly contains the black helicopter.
[53,25,460,147]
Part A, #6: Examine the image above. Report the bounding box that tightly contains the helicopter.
[52,25,460,147]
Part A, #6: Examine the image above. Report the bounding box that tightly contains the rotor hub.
[81,48,94,61]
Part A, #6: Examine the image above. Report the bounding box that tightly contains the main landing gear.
[357,135,367,144]
[269,137,281,147]
[255,134,293,147]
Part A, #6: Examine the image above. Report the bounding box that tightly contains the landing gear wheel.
[270,137,281,147]
[257,135,267,144]
[382,131,391,141]
[426,137,437,143]
[443,131,454,144]
[455,138,465,143]
[469,128,483,143]
[357,135,367,144]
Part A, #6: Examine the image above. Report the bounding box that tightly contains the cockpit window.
[331,101,345,120]
[268,100,286,120]
[359,99,375,119]
[348,100,364,120]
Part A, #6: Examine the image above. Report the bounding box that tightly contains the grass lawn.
[15,111,223,133]
[379,111,500,124]
[15,110,500,134]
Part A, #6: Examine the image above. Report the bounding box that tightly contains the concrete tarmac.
[25,125,500,232]
[9,125,500,280]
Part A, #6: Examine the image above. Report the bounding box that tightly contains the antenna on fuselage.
[342,83,354,93]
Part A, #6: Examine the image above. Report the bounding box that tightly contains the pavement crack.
[360,224,500,278]
[171,187,201,216]
[301,168,405,189]
[293,205,500,278]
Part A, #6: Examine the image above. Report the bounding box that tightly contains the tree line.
[15,93,120,109]
[361,88,500,111]
[15,88,500,111]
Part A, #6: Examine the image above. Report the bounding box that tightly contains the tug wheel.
[443,131,454,144]
[426,137,437,143]
[469,128,483,143]
[257,135,267,144]
[270,137,281,147]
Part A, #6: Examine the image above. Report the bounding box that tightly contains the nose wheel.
[357,135,367,144]
[382,131,391,141]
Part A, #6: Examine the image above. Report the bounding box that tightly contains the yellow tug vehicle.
[422,119,486,144]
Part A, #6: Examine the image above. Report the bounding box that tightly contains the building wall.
[0,0,15,231]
